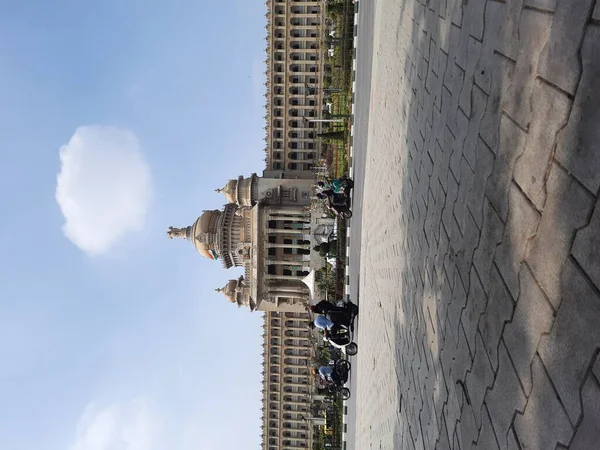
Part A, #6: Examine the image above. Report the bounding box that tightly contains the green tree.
[326,3,345,15]
[317,131,345,141]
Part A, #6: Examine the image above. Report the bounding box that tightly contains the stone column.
[268,207,309,216]
[268,229,306,235]
[267,258,308,265]
[268,243,309,249]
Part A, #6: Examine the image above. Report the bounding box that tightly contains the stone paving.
[352,0,600,449]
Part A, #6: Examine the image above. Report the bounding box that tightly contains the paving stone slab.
[471,405,500,450]
[493,183,540,300]
[484,116,528,223]
[472,198,505,292]
[479,265,515,372]
[572,196,600,292]
[464,332,495,429]
[503,266,555,395]
[461,267,488,355]
[555,25,600,194]
[485,341,526,450]
[538,258,600,423]
[512,79,572,211]
[502,8,553,129]
[473,0,507,94]
[570,374,600,450]
[526,163,594,308]
[537,0,595,95]
[494,0,525,62]
[456,404,479,450]
[513,356,574,450]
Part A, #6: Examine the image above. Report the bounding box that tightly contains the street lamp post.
[303,116,350,124]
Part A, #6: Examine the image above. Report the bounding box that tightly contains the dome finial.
[167,226,188,240]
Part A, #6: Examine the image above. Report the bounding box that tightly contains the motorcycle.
[318,191,353,219]
[323,359,352,400]
[324,301,359,356]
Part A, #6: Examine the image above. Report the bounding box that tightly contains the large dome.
[167,203,248,267]
[190,210,220,259]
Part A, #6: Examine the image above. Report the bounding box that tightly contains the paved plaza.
[348,0,600,449]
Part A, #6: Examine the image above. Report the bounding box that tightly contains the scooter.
[324,301,359,356]
[322,192,352,219]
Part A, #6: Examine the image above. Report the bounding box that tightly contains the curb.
[343,1,359,448]
[345,0,359,304]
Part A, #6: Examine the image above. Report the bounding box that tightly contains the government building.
[168,172,333,450]
[169,0,332,447]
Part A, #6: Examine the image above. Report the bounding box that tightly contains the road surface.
[346,0,600,449]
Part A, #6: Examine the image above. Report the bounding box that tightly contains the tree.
[317,131,345,141]
[313,240,338,257]
[316,265,337,298]
[326,3,345,15]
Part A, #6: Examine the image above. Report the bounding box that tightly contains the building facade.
[169,172,328,449]
[260,310,316,450]
[263,0,326,178]
[169,173,330,312]
[168,1,333,447]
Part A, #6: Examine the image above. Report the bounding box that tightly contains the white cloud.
[70,398,159,450]
[56,125,152,255]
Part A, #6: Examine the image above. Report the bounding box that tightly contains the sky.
[0,1,270,449]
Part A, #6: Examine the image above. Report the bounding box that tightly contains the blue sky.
[0,1,270,449]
